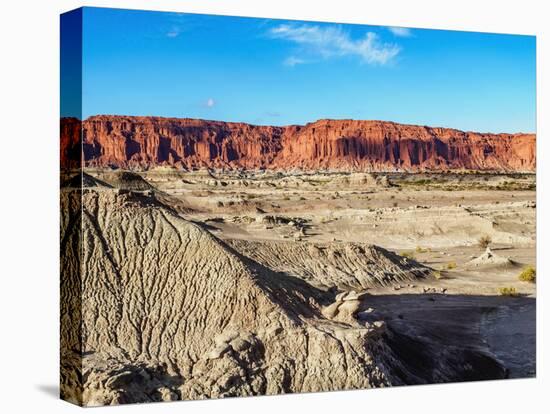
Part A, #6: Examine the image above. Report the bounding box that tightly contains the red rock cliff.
[61,116,536,172]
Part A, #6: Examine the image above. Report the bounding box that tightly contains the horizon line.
[61,114,537,136]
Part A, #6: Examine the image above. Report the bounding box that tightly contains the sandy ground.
[88,169,536,379]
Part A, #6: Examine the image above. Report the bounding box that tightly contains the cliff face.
[60,117,83,170]
[273,119,536,171]
[61,116,536,172]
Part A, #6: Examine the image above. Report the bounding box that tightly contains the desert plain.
[60,117,536,405]
[61,166,536,405]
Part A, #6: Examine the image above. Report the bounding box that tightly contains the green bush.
[400,251,415,260]
[447,261,457,270]
[518,266,536,283]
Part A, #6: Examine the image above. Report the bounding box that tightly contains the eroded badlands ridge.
[60,184,507,405]
[61,116,535,172]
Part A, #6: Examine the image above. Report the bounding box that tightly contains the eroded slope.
[61,188,506,406]
[229,240,431,290]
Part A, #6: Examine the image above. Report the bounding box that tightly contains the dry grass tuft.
[518,266,536,283]
[478,235,492,249]
[446,262,457,270]
[498,287,519,297]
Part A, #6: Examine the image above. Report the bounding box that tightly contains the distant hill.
[61,116,536,172]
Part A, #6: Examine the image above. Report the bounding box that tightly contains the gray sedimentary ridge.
[60,182,506,406]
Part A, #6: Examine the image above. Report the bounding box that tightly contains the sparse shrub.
[401,251,415,260]
[416,246,428,253]
[447,261,457,270]
[392,202,398,208]
[518,266,536,283]
[498,287,519,297]
[433,270,443,280]
[478,235,492,249]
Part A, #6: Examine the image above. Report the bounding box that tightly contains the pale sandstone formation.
[61,116,536,172]
[98,170,153,191]
[60,188,506,406]
[229,240,431,290]
[466,247,514,268]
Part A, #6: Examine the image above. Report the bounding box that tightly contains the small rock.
[104,370,141,388]
[230,337,251,352]
[343,290,365,301]
[214,330,239,346]
[158,387,178,402]
[207,344,230,360]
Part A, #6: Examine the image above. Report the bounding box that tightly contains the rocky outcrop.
[273,119,535,172]
[229,240,431,290]
[59,189,397,405]
[60,189,506,405]
[61,116,536,172]
[60,117,82,170]
[76,116,287,170]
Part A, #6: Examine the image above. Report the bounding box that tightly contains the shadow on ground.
[36,384,58,399]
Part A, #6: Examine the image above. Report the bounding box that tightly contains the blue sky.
[76,7,536,133]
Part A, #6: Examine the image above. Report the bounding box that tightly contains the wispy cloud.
[387,26,412,37]
[283,56,306,66]
[269,24,400,65]
[206,98,215,108]
[166,27,180,38]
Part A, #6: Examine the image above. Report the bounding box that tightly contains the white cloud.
[166,27,180,38]
[387,27,412,37]
[206,98,215,108]
[269,24,400,65]
[283,56,306,66]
